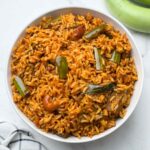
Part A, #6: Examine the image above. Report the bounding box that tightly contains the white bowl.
[6,7,144,143]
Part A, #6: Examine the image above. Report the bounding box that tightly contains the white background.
[0,0,150,150]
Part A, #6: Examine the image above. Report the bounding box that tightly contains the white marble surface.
[0,0,150,149]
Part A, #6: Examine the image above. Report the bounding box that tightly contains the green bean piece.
[56,56,68,79]
[83,24,106,40]
[85,83,116,95]
[94,47,105,70]
[13,76,29,97]
[111,51,121,64]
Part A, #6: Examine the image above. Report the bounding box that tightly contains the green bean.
[94,47,105,70]
[83,24,106,40]
[111,51,121,64]
[13,76,29,97]
[56,56,68,79]
[85,83,115,95]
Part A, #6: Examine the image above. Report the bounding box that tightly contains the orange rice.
[10,13,137,138]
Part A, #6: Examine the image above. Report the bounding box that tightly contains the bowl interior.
[7,7,144,143]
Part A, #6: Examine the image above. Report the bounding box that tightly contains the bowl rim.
[6,6,144,143]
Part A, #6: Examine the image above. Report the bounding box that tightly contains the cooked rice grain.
[11,13,137,138]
